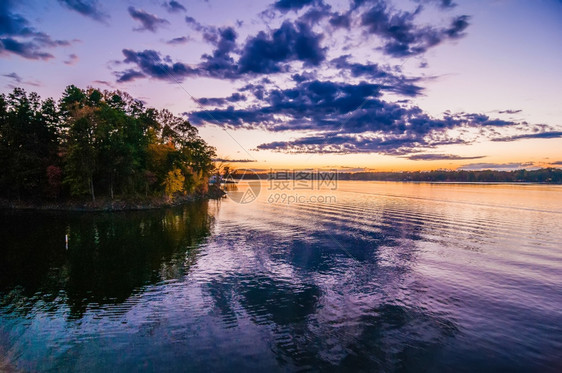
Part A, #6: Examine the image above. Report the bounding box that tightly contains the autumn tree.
[0,85,217,202]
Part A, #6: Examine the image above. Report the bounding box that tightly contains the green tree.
[64,106,98,201]
[0,88,59,199]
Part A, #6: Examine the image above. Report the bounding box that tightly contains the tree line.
[235,168,562,183]
[335,169,562,183]
[0,86,216,202]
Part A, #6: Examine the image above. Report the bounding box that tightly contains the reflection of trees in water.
[0,197,462,370]
[0,201,214,318]
[202,202,457,370]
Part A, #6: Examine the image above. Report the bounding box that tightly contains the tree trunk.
[110,173,114,200]
[90,176,95,203]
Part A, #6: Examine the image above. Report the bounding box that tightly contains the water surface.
[1,182,561,371]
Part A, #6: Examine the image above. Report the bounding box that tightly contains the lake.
[1,181,561,371]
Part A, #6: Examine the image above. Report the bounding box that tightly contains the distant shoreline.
[331,180,562,184]
[231,168,562,184]
[233,178,561,184]
[0,186,225,212]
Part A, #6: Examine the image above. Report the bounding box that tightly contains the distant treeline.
[236,168,562,183]
[335,169,562,183]
[0,86,216,202]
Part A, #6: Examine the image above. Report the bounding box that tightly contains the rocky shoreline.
[0,185,226,212]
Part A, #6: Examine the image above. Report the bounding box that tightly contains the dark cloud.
[327,166,373,172]
[64,53,78,65]
[2,71,40,87]
[406,154,485,161]
[198,93,247,106]
[92,80,113,87]
[189,79,504,133]
[122,49,199,81]
[0,37,54,60]
[167,36,191,45]
[120,20,325,81]
[198,26,239,78]
[445,15,469,38]
[331,55,387,79]
[456,113,513,127]
[291,71,315,82]
[237,21,325,74]
[191,80,383,130]
[551,161,562,166]
[299,3,333,24]
[163,1,186,13]
[190,106,275,129]
[437,0,456,8]
[189,78,525,155]
[329,12,351,28]
[116,69,146,83]
[58,0,109,23]
[2,72,22,83]
[498,109,522,114]
[213,158,257,163]
[0,1,71,60]
[256,132,466,154]
[414,0,457,9]
[491,131,562,142]
[240,83,266,100]
[191,20,326,78]
[117,0,468,84]
[185,16,205,32]
[128,7,169,32]
[0,1,34,37]
[273,0,317,12]
[29,33,70,48]
[331,55,423,96]
[458,162,536,171]
[359,1,470,57]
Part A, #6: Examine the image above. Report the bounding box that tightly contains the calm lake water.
[1,182,561,372]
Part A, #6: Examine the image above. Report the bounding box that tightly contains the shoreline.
[0,186,226,212]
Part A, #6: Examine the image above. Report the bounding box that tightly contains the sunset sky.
[1,0,561,171]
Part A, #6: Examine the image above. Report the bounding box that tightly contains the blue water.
[1,182,561,371]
